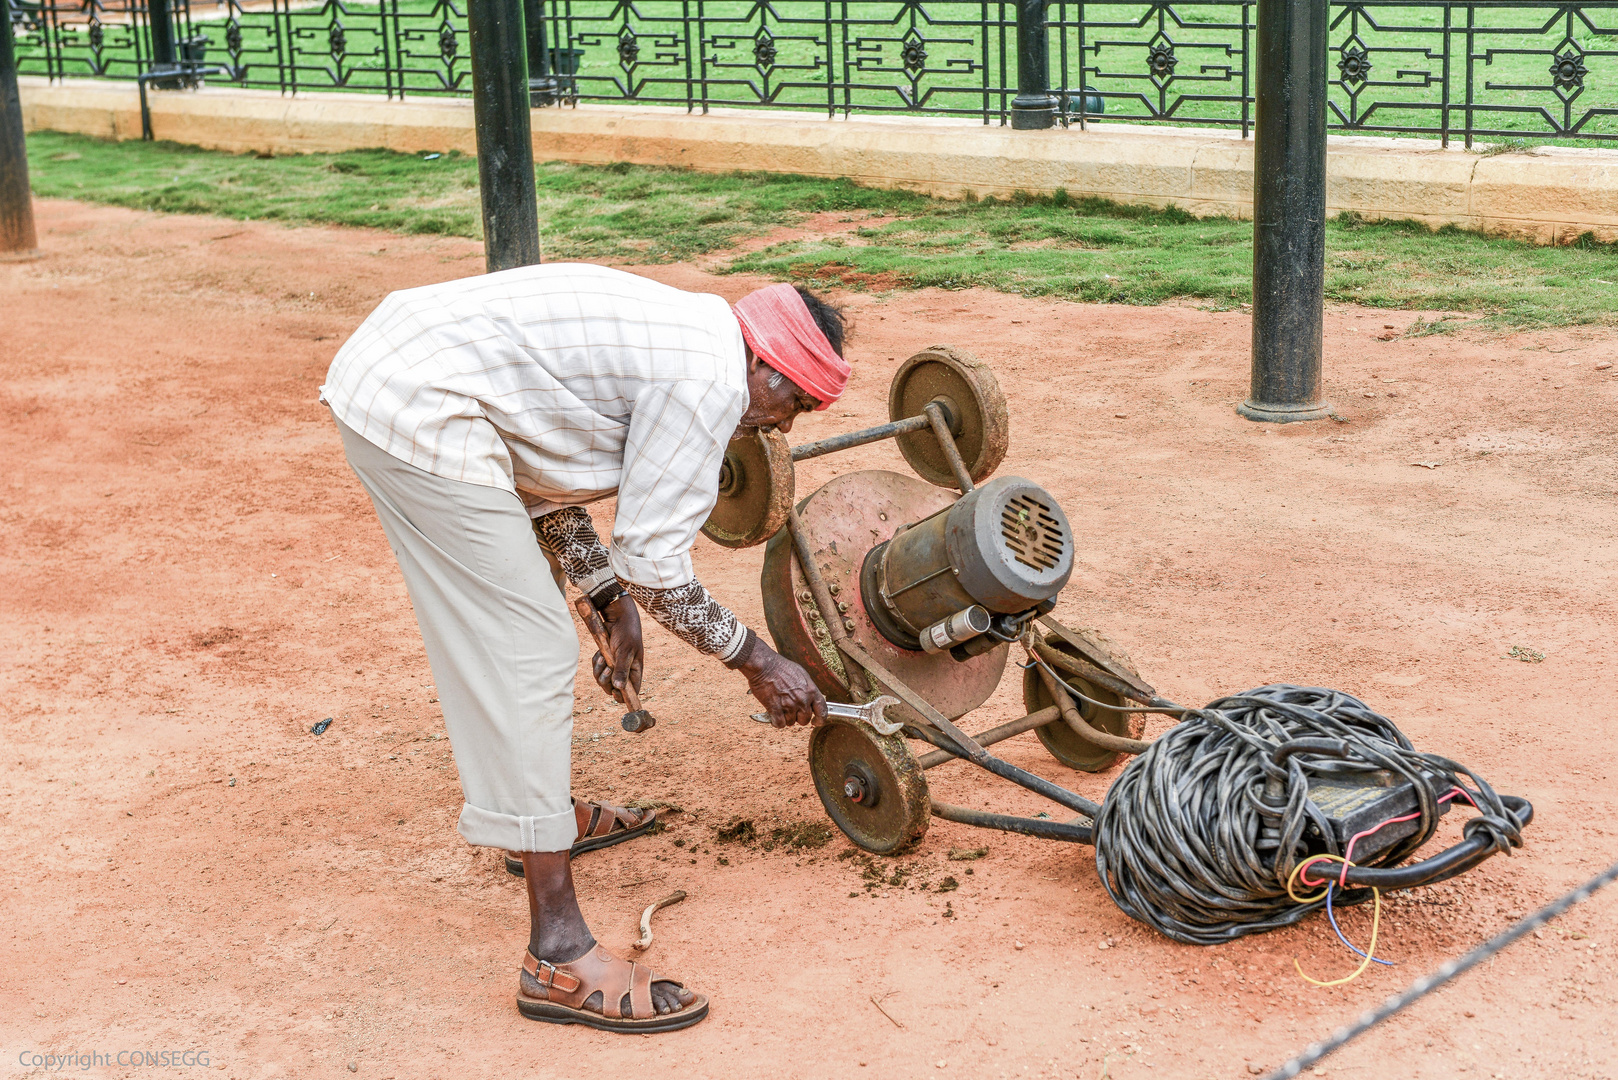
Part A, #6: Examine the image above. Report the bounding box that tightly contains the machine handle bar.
[789,413,932,462]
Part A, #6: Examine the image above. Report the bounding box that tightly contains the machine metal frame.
[733,346,1147,853]
[737,348,1532,889]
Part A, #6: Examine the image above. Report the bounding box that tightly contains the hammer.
[573,596,656,733]
[752,694,902,735]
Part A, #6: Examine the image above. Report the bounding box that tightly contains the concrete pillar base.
[1237,399,1334,423]
[1010,96,1057,130]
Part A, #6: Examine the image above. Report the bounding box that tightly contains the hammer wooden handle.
[573,596,655,732]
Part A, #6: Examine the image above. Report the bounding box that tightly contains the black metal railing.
[9,0,1617,144]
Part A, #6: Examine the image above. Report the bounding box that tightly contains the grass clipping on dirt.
[26,130,1618,327]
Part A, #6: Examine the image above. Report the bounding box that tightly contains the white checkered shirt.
[322,263,748,589]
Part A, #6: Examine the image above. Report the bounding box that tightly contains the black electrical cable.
[1091,685,1526,945]
[1020,656,1189,716]
[1024,655,1531,888]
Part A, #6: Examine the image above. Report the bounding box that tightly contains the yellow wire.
[1286,854,1342,904]
[1286,855,1385,987]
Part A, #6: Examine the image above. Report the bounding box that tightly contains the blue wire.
[1326,882,1395,966]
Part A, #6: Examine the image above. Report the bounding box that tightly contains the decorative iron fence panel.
[9,0,1617,141]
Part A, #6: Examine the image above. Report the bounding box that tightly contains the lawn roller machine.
[694,346,1533,944]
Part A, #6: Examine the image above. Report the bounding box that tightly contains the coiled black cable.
[1091,685,1525,945]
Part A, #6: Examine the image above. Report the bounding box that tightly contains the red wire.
[1297,787,1477,889]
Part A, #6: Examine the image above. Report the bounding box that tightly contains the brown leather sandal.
[504,799,660,876]
[517,946,709,1033]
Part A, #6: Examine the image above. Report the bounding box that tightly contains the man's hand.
[736,642,827,728]
[590,594,644,703]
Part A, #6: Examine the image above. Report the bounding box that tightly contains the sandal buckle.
[535,959,558,989]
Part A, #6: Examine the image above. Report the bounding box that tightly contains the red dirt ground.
[3,198,1617,1080]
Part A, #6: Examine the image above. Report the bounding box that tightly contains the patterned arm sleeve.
[623,580,759,668]
[531,506,614,593]
[537,507,761,667]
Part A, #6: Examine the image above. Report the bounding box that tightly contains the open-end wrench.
[751,694,902,736]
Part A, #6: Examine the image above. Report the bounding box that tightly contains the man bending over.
[322,265,846,1033]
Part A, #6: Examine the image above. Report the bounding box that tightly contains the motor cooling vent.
[1000,493,1066,572]
[880,475,1073,626]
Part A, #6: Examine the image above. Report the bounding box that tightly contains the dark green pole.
[467,0,540,272]
[145,0,179,68]
[1240,0,1331,423]
[523,0,556,106]
[1,0,38,256]
[1010,0,1055,129]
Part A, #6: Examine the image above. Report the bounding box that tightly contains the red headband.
[732,284,849,410]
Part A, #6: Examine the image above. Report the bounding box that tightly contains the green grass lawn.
[24,129,923,258]
[12,0,1617,142]
[24,129,1618,327]
[732,202,1618,328]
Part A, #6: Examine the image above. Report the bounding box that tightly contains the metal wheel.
[1023,630,1146,773]
[809,719,930,855]
[701,428,794,548]
[889,345,1009,489]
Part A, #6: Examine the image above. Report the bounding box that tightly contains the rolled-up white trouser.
[336,414,581,853]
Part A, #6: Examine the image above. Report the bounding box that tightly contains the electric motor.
[860,476,1074,652]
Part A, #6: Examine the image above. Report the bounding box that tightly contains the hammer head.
[621,709,656,734]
